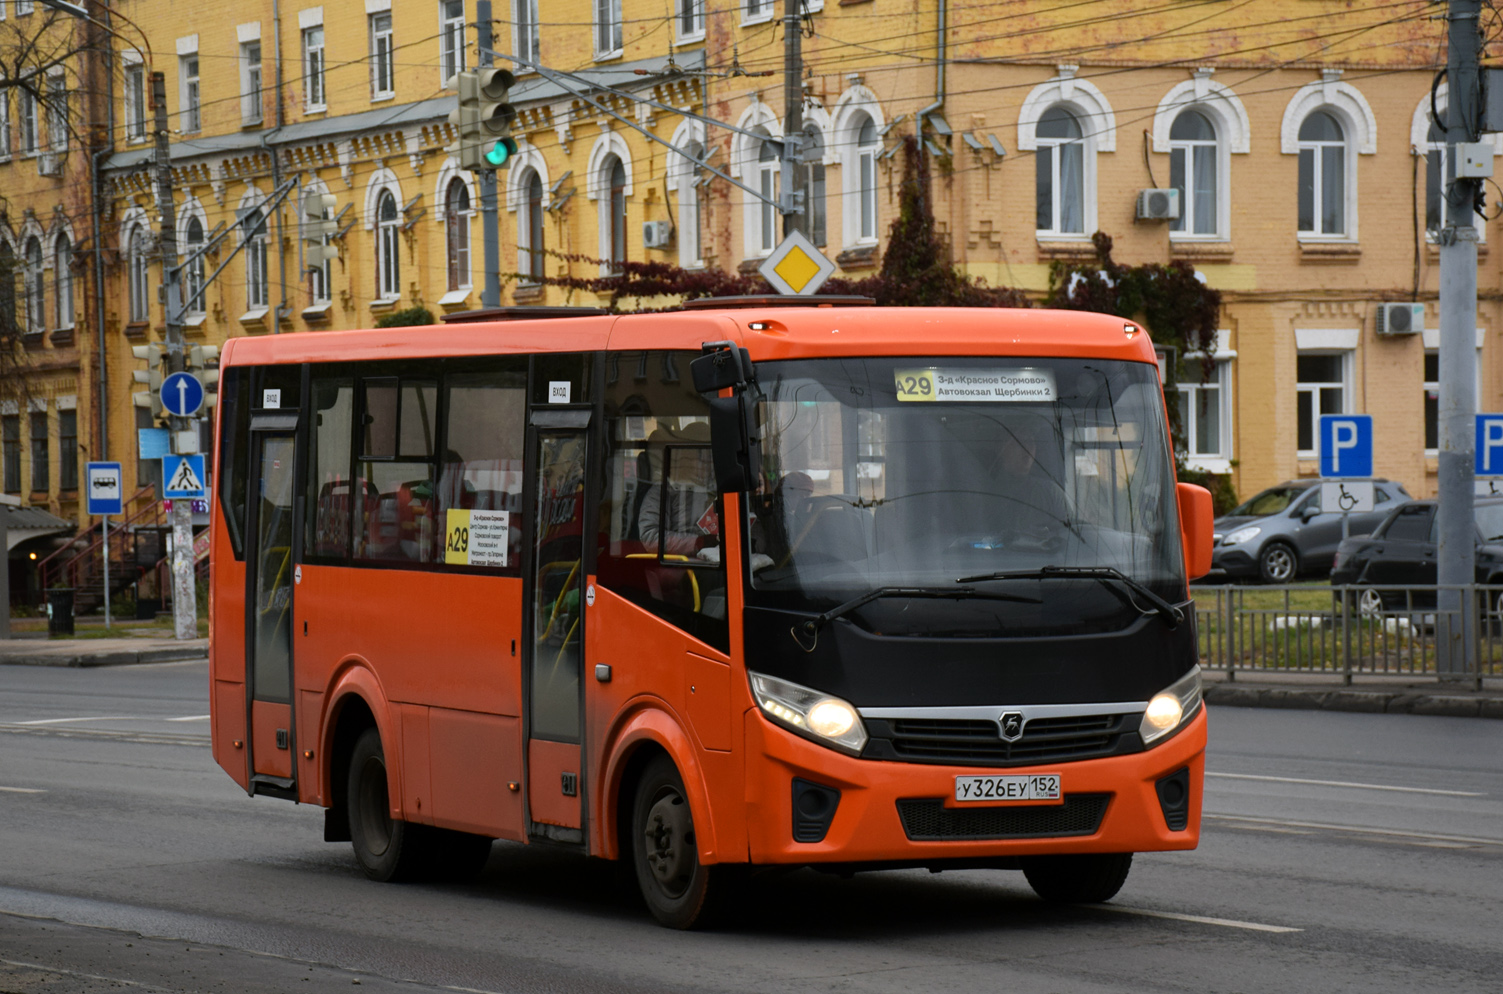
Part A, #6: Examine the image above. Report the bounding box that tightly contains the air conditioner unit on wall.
[1376,302,1425,336]
[642,221,673,248]
[1135,188,1180,221]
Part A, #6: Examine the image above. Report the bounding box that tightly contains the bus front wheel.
[347,727,426,882]
[631,755,722,929]
[1021,853,1133,904]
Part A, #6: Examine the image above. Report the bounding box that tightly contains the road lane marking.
[0,957,160,991]
[1208,814,1503,848]
[0,787,45,794]
[12,716,138,725]
[1089,904,1302,933]
[164,715,210,722]
[1207,772,1485,797]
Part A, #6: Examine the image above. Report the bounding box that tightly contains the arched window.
[1298,111,1346,237]
[853,113,879,243]
[23,237,43,333]
[1169,109,1218,236]
[677,140,704,267]
[1425,118,1457,236]
[754,128,779,254]
[445,177,471,291]
[599,154,626,271]
[0,244,15,333]
[183,218,205,316]
[376,190,400,299]
[803,126,826,247]
[519,167,545,282]
[243,208,269,309]
[128,225,151,324]
[1036,107,1085,235]
[54,233,73,328]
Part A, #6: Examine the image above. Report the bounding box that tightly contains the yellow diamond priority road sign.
[759,230,837,296]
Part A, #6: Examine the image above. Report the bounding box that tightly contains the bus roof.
[219,306,1156,368]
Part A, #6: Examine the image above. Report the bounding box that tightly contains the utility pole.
[782,0,807,238]
[150,72,197,641]
[476,0,501,307]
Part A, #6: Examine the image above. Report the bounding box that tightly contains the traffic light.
[301,189,339,271]
[186,344,220,407]
[450,68,518,172]
[131,342,167,420]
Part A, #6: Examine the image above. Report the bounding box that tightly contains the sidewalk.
[0,634,207,668]
[1202,669,1503,720]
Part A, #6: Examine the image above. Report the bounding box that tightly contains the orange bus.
[209,299,1213,928]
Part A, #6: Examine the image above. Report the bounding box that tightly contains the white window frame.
[22,236,43,333]
[672,128,706,268]
[1295,349,1352,458]
[183,214,208,317]
[742,0,774,26]
[754,132,779,256]
[1018,71,1114,243]
[128,225,151,324]
[1034,105,1088,238]
[17,0,34,15]
[53,233,73,330]
[180,54,201,133]
[375,189,401,300]
[0,88,11,160]
[243,207,269,310]
[440,0,467,86]
[45,72,66,154]
[1280,75,1375,244]
[1295,112,1348,240]
[370,12,395,100]
[124,57,146,142]
[19,86,38,156]
[676,0,704,43]
[1167,110,1221,240]
[847,114,880,246]
[1421,328,1485,456]
[1177,332,1236,473]
[303,27,326,112]
[241,41,264,125]
[512,0,539,68]
[595,0,622,60]
[445,176,472,291]
[598,154,628,272]
[516,166,546,283]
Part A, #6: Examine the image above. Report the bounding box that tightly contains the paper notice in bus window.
[445,508,510,567]
[894,368,1057,402]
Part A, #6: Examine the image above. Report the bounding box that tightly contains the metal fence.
[1193,584,1503,688]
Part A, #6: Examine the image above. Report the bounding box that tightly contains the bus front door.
[524,412,591,843]
[244,421,299,796]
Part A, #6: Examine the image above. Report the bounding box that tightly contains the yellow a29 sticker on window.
[894,369,936,401]
[445,508,510,567]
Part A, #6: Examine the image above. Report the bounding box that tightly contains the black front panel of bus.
[741,606,1197,708]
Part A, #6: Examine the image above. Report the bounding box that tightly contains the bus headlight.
[1139,666,1202,746]
[750,672,868,755]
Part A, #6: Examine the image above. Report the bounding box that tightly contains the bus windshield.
[746,356,1184,624]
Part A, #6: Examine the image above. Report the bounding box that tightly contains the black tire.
[1022,853,1133,904]
[347,727,428,882]
[631,755,722,929]
[1257,542,1297,584]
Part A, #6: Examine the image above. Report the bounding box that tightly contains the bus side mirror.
[1177,482,1214,580]
[692,345,760,493]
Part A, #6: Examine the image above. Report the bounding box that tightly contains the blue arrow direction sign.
[1476,414,1503,475]
[1319,414,1373,478]
[85,462,124,516]
[163,454,207,499]
[160,371,205,417]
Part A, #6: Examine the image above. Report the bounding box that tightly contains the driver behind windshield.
[989,420,1071,539]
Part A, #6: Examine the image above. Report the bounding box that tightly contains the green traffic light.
[485,137,519,167]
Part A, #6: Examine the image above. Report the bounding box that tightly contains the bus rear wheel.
[631,755,721,929]
[1021,853,1133,904]
[347,728,427,882]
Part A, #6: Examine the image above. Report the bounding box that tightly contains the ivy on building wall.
[373,306,436,327]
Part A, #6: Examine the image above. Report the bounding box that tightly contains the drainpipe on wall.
[916,0,946,132]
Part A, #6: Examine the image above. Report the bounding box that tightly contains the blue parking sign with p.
[1319,415,1372,478]
[1476,415,1503,475]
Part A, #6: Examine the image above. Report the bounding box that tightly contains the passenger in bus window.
[638,423,719,559]
[992,421,1071,539]
[749,471,814,568]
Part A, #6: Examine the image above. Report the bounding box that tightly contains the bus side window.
[354,377,438,564]
[597,351,728,653]
[305,372,356,561]
[436,364,527,573]
[217,367,251,560]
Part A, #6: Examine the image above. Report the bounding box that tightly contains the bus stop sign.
[86,462,123,515]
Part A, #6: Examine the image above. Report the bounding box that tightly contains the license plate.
[954,774,1062,803]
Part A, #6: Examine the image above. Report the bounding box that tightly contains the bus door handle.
[595,664,612,683]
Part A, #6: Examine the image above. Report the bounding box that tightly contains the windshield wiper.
[791,586,1043,651]
[955,566,1184,628]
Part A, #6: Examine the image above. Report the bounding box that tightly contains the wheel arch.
[319,658,400,837]
[597,703,720,864]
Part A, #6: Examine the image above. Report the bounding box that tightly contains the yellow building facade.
[9,0,1480,529]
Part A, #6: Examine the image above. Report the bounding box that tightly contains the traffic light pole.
[151,71,198,641]
[476,1,501,308]
[782,0,807,238]
[1438,0,1482,677]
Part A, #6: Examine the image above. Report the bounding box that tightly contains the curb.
[1,647,207,668]
[1205,684,1503,720]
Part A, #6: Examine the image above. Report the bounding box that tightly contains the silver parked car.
[1210,479,1412,583]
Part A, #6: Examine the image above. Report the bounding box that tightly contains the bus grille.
[865,713,1139,767]
[896,794,1110,841]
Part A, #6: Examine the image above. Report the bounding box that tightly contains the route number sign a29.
[444,509,509,567]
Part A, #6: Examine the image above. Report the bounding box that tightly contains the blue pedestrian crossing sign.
[85,462,124,516]
[160,371,205,417]
[163,454,207,499]
[1319,414,1373,478]
[1476,414,1503,475]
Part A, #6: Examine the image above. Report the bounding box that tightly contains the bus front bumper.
[741,706,1207,865]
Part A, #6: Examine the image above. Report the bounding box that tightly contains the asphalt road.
[1,661,1499,994]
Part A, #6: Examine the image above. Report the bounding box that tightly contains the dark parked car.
[1211,479,1412,583]
[1330,498,1503,614]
